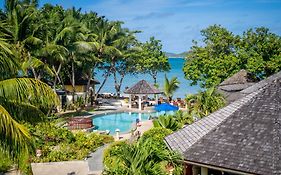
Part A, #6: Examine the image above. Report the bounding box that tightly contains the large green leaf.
[0,97,45,122]
[0,104,32,160]
[0,78,60,108]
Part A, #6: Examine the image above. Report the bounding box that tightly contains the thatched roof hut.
[124,80,162,94]
[218,69,258,103]
[124,80,162,111]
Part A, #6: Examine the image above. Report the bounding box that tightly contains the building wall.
[65,85,86,92]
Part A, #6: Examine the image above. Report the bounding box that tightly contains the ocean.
[95,58,200,98]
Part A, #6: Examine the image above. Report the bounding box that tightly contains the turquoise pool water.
[92,111,170,134]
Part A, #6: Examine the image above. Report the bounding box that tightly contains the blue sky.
[1,0,281,53]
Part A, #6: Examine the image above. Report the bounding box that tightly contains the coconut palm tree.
[163,75,180,102]
[186,87,225,118]
[0,22,59,169]
[91,20,123,99]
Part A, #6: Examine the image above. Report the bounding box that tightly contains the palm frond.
[0,78,60,108]
[0,104,32,160]
[0,38,18,80]
[0,97,45,122]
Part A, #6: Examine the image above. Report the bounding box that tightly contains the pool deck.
[116,119,153,141]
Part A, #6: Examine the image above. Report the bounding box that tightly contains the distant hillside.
[164,52,188,58]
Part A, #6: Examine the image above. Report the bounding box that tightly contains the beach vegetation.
[163,75,180,102]
[136,37,171,85]
[153,115,183,131]
[103,128,183,175]
[183,25,281,88]
[185,87,225,118]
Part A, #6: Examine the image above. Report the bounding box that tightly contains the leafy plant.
[26,122,114,163]
[103,128,182,175]
[153,115,183,131]
[186,87,225,118]
[163,75,180,102]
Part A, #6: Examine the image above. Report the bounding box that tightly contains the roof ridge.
[241,71,281,94]
[272,80,281,175]
[165,86,265,154]
[124,79,162,94]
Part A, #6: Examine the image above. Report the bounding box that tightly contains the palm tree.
[3,0,52,79]
[163,75,180,102]
[186,87,225,118]
[0,24,59,169]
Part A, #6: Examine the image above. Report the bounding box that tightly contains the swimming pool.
[92,111,171,134]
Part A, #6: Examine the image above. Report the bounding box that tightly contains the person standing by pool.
[136,118,141,127]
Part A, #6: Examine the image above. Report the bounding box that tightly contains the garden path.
[87,144,109,175]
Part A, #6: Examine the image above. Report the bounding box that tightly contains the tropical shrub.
[25,122,114,162]
[141,127,172,145]
[186,87,225,118]
[153,115,183,131]
[172,110,194,125]
[103,128,183,175]
[0,151,13,173]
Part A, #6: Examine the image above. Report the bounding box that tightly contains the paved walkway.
[117,120,153,140]
[87,145,109,175]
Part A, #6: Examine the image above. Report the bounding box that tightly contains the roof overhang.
[183,160,255,175]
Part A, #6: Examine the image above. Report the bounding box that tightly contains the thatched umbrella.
[124,80,162,111]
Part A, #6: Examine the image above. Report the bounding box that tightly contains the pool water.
[92,111,170,134]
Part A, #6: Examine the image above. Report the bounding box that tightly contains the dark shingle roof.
[124,80,162,94]
[165,71,281,175]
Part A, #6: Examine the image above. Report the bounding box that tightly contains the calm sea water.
[95,58,200,98]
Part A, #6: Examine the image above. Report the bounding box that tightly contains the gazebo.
[124,80,162,110]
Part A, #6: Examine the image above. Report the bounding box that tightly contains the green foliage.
[186,87,226,118]
[140,127,173,147]
[103,128,182,175]
[153,115,183,131]
[0,151,13,172]
[25,122,114,162]
[136,37,171,84]
[171,110,194,125]
[163,75,180,101]
[183,25,281,88]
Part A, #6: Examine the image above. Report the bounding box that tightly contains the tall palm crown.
[0,0,59,165]
[163,75,180,101]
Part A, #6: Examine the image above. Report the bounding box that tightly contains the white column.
[129,94,132,109]
[138,95,142,110]
[201,167,208,175]
[115,129,120,141]
[155,94,158,105]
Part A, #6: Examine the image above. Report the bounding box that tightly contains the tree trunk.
[52,63,62,90]
[152,73,157,86]
[113,71,125,98]
[94,70,110,100]
[71,61,76,103]
[94,59,114,100]
[113,71,119,97]
[85,69,92,103]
